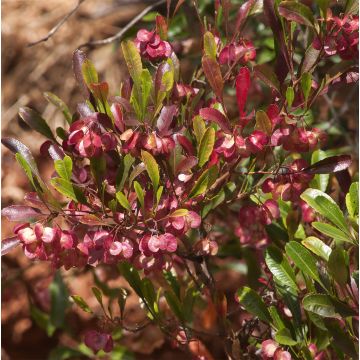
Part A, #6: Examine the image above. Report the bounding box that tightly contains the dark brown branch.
[78,0,166,49]
[27,0,86,47]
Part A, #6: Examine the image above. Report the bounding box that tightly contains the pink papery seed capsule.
[109,241,122,256]
[261,339,279,358]
[84,330,113,354]
[274,349,292,360]
[121,239,134,259]
[18,227,37,245]
[41,227,57,243]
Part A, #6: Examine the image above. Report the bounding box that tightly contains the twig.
[27,0,86,47]
[78,0,166,49]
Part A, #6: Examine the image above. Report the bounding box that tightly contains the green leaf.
[50,271,69,328]
[255,110,272,135]
[134,181,145,209]
[312,222,351,244]
[198,127,215,167]
[140,69,152,119]
[302,236,332,261]
[203,31,217,59]
[44,92,72,124]
[19,107,56,141]
[328,247,349,286]
[301,188,349,235]
[50,177,86,204]
[81,59,99,86]
[265,246,298,291]
[269,306,286,330]
[193,115,206,145]
[286,87,295,107]
[188,167,211,199]
[237,287,272,323]
[285,241,322,285]
[54,156,72,181]
[301,73,312,105]
[48,346,85,360]
[163,271,180,299]
[303,294,337,318]
[278,1,315,27]
[70,295,93,313]
[164,290,184,321]
[346,182,358,218]
[254,64,280,92]
[141,150,160,192]
[274,328,298,346]
[30,304,56,337]
[118,262,143,298]
[92,287,105,312]
[116,191,132,211]
[156,186,163,206]
[169,208,189,217]
[310,150,329,192]
[121,40,143,88]
[117,154,135,191]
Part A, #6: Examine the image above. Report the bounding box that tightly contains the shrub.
[2,0,359,358]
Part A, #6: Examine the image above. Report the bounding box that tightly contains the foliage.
[1,0,359,358]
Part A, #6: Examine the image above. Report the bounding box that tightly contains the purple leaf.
[303,155,352,174]
[201,56,224,101]
[72,49,90,98]
[278,1,315,27]
[199,108,232,134]
[48,143,65,161]
[236,0,256,31]
[2,138,40,177]
[254,64,280,92]
[2,205,45,222]
[77,102,93,117]
[1,236,21,256]
[157,105,178,136]
[235,67,251,119]
[176,156,198,174]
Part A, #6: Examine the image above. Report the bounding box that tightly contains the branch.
[78,0,166,49]
[27,0,86,47]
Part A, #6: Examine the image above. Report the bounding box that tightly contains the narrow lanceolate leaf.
[199,108,231,134]
[54,155,73,181]
[43,92,72,124]
[121,40,143,88]
[285,241,322,284]
[72,49,90,98]
[193,115,206,144]
[278,1,315,27]
[346,182,358,218]
[176,156,198,175]
[328,248,349,286]
[188,166,217,199]
[255,110,272,135]
[50,178,85,204]
[141,150,160,192]
[134,181,145,209]
[301,73,312,104]
[286,87,295,107]
[169,208,189,217]
[236,67,251,117]
[265,246,298,291]
[70,295,93,313]
[19,107,56,141]
[310,150,329,192]
[198,127,215,167]
[1,205,44,222]
[1,236,21,256]
[302,237,332,261]
[237,287,272,323]
[312,222,351,244]
[81,59,99,86]
[301,189,349,235]
[202,55,223,100]
[116,191,132,211]
[303,294,337,318]
[203,31,217,59]
[254,64,280,93]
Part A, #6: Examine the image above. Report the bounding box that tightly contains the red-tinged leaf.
[300,46,321,75]
[278,1,315,27]
[199,108,232,134]
[236,0,256,31]
[2,138,40,178]
[255,110,272,135]
[19,107,56,141]
[72,49,90,98]
[303,155,352,175]
[90,82,109,101]
[77,102,93,117]
[78,214,110,226]
[254,64,280,92]
[157,105,177,136]
[202,55,224,100]
[235,67,251,118]
[1,205,45,222]
[48,143,65,161]
[1,237,20,256]
[111,103,125,133]
[156,15,168,40]
[177,135,195,156]
[24,192,49,211]
[335,170,352,194]
[176,156,198,174]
